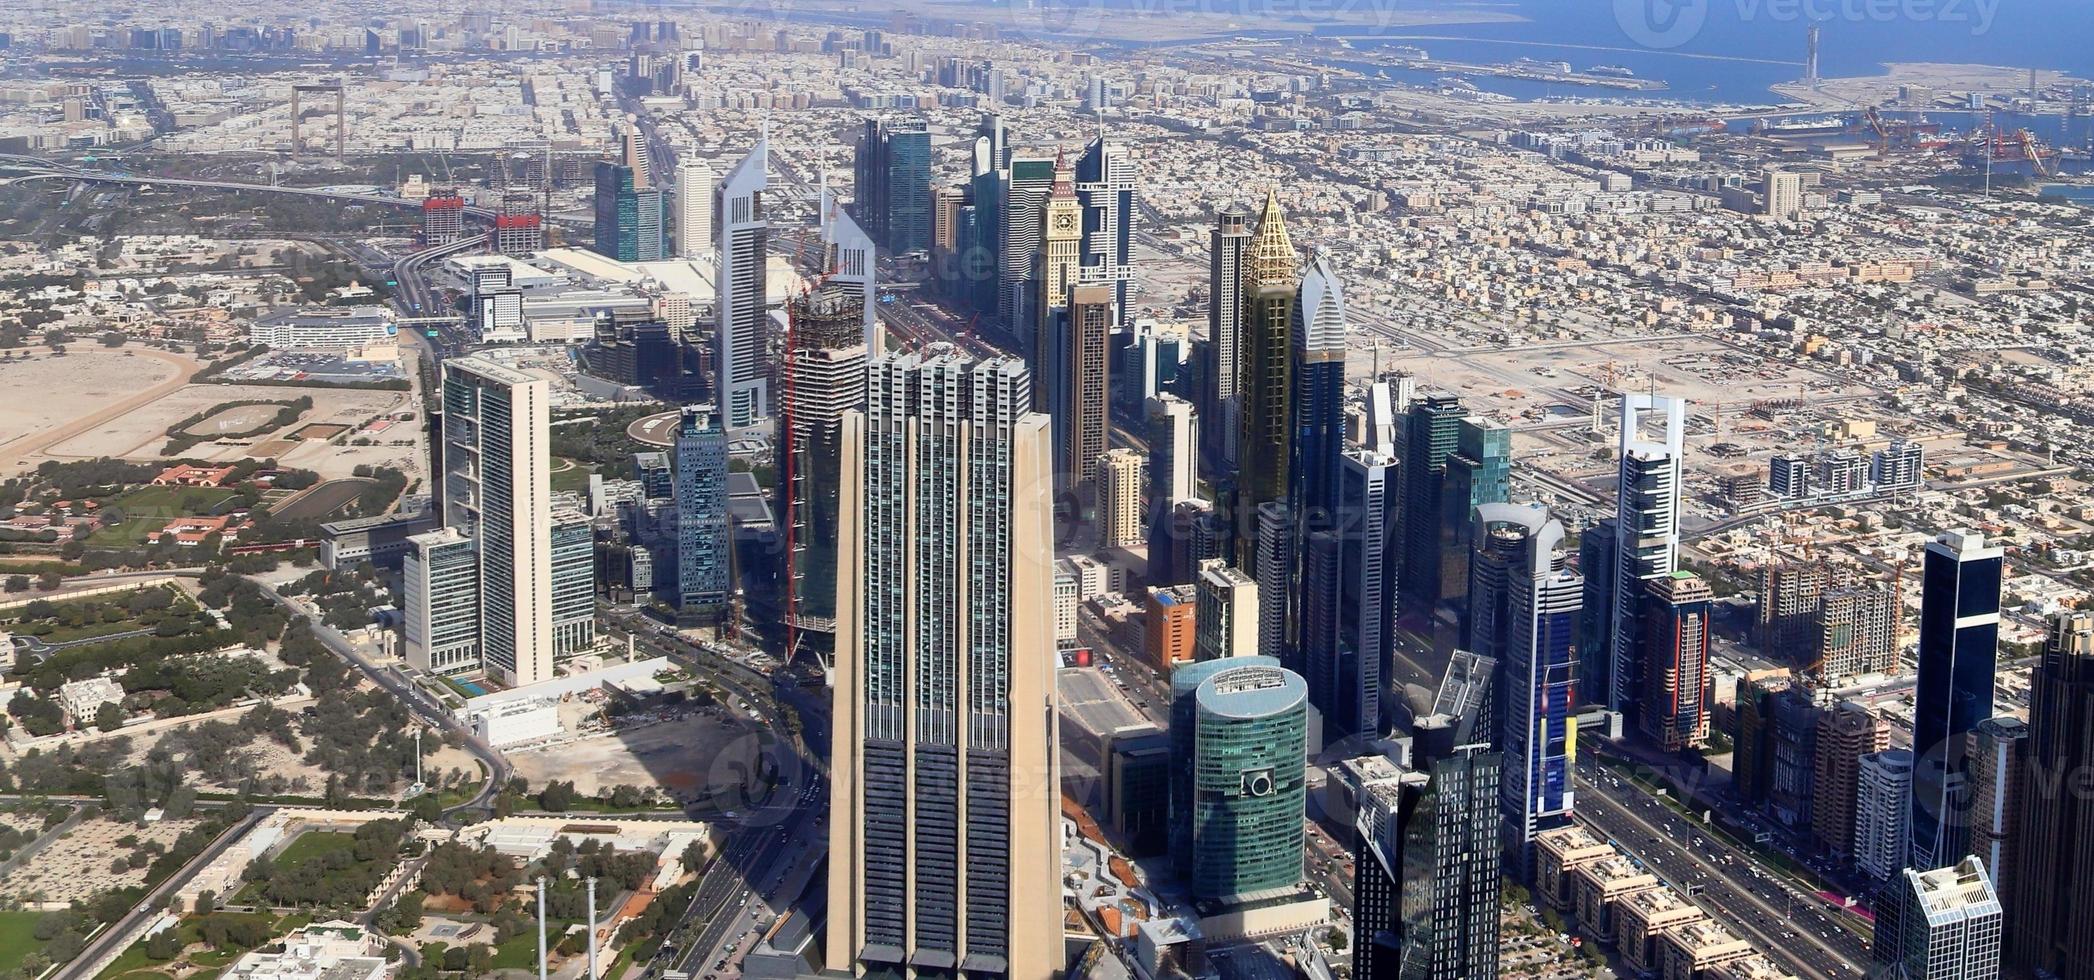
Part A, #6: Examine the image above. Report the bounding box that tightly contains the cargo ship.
[1589,64,1636,78]
[1752,115,1849,137]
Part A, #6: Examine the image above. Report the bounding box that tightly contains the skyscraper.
[1174,659,1308,903]
[1467,502,1581,877]
[1856,748,1916,881]
[1909,529,2003,871]
[1145,394,1197,583]
[1254,501,1295,669]
[1288,252,1347,522]
[783,282,868,630]
[672,405,730,616]
[1063,284,1114,491]
[1305,449,1395,744]
[1074,137,1136,327]
[817,173,880,354]
[2008,610,2094,979]
[1397,393,1465,619]
[549,508,595,655]
[1604,393,1687,718]
[1812,700,1889,860]
[852,116,931,254]
[1877,858,2003,980]
[825,347,1060,979]
[1440,417,1512,612]
[714,137,770,430]
[1034,153,1082,425]
[593,162,664,262]
[1194,558,1259,661]
[998,154,1055,339]
[1577,516,1618,708]
[1964,716,2026,917]
[1204,205,1251,470]
[440,356,554,687]
[1402,650,1503,980]
[1235,189,1299,537]
[403,526,479,675]
[675,160,713,259]
[1640,571,1714,752]
[1096,448,1144,548]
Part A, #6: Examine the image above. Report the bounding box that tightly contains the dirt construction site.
[0,345,418,480]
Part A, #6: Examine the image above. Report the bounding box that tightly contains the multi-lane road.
[1574,765,1871,980]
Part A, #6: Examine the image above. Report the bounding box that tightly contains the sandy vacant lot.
[0,348,195,477]
[182,402,296,438]
[508,707,748,801]
[44,384,404,463]
[2,815,199,907]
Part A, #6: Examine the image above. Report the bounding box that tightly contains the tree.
[3,575,26,593]
[35,571,60,592]
[537,780,575,813]
[195,889,217,915]
[94,702,125,733]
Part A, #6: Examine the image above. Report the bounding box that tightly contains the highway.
[1573,765,1871,980]
[598,608,831,978]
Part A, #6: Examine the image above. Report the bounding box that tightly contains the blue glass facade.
[673,406,731,613]
[1909,530,2003,869]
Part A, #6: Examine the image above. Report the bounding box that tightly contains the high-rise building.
[1144,394,1197,515]
[1439,417,1512,613]
[817,175,880,354]
[1144,393,1198,585]
[1096,448,1144,548]
[1312,449,1395,744]
[1817,582,1899,680]
[997,154,1055,338]
[1063,284,1114,491]
[675,161,713,259]
[441,356,554,687]
[1288,253,1347,522]
[493,190,544,256]
[1235,190,1299,536]
[422,189,465,244]
[1173,658,1308,904]
[1763,168,1804,220]
[1856,748,1915,881]
[1640,571,1713,752]
[550,508,594,655]
[2009,610,2094,979]
[593,162,664,262]
[1603,393,1686,718]
[1404,650,1504,980]
[714,138,770,429]
[1145,585,1197,670]
[825,347,1059,979]
[1812,700,1890,859]
[783,282,868,629]
[1194,558,1259,661]
[1769,452,1811,500]
[1075,137,1136,327]
[1964,716,2026,916]
[1034,151,1083,372]
[1910,529,2003,871]
[852,116,931,255]
[1253,501,1294,669]
[402,526,479,675]
[1876,858,2002,980]
[1396,393,1465,619]
[619,122,651,185]
[1577,516,1618,708]
[1872,438,1925,492]
[1467,502,1581,876]
[1204,205,1252,469]
[672,406,731,615]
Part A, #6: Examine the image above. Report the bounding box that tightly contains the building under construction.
[782,278,868,661]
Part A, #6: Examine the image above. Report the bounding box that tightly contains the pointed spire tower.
[1247,188,1299,289]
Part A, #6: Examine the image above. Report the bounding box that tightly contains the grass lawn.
[0,910,45,974]
[100,486,240,545]
[270,831,356,870]
[490,919,577,969]
[235,832,356,905]
[550,457,597,495]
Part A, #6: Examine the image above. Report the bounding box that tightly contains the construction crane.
[1863,105,1892,160]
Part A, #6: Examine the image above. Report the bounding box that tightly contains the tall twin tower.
[825,348,1063,979]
